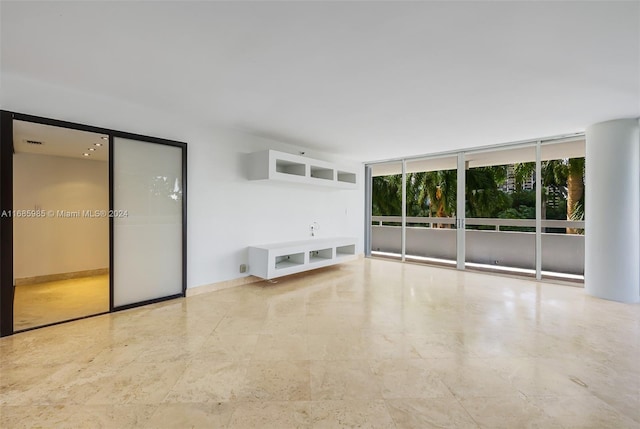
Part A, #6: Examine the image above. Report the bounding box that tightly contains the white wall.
[1,73,365,288]
[13,153,109,279]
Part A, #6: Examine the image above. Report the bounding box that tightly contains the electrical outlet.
[239,264,247,273]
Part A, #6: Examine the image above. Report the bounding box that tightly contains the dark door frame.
[0,110,188,337]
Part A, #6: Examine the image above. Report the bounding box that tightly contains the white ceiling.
[1,1,638,162]
[13,120,108,162]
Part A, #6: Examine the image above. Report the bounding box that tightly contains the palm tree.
[372,174,403,216]
[566,158,585,234]
[411,170,456,226]
[512,158,584,234]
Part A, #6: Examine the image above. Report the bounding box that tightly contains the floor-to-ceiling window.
[540,137,585,281]
[464,145,537,276]
[365,135,585,282]
[403,156,458,266]
[370,162,403,259]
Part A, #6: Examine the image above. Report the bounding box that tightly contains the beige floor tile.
[195,334,259,361]
[133,334,208,363]
[0,405,79,429]
[253,334,309,360]
[267,296,308,317]
[459,395,564,429]
[362,333,421,359]
[145,402,236,429]
[85,361,187,405]
[369,359,453,399]
[489,357,592,397]
[408,332,473,359]
[426,357,521,399]
[0,404,157,429]
[307,334,370,360]
[225,302,270,318]
[238,360,311,401]
[310,360,382,400]
[214,315,267,334]
[227,401,312,429]
[592,393,640,426]
[309,400,397,429]
[261,316,308,335]
[527,395,640,429]
[385,398,479,429]
[3,258,640,428]
[305,314,358,334]
[164,360,247,403]
[1,361,103,406]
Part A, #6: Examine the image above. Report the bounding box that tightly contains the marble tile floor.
[13,275,110,331]
[1,259,638,428]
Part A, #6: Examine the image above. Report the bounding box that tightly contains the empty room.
[1,1,638,428]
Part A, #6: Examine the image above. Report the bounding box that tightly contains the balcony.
[371,216,584,280]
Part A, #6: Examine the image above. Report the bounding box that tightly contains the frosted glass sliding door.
[113,137,184,308]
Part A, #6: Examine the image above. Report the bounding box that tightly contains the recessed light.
[94,143,103,147]
[88,148,96,151]
[83,153,90,157]
[101,136,108,140]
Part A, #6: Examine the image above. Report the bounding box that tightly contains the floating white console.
[248,237,357,280]
[248,150,358,189]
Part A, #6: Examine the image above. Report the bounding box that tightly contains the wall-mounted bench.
[248,237,357,280]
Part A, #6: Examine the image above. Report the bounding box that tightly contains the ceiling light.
[83,153,90,157]
[101,136,108,140]
[94,143,103,147]
[88,148,96,151]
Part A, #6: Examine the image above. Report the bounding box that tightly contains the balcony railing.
[371,216,585,276]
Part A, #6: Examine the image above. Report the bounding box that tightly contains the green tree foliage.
[372,174,402,216]
[513,157,585,233]
[465,166,510,218]
[371,157,584,234]
[407,170,457,218]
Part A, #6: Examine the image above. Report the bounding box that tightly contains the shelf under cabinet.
[248,237,357,279]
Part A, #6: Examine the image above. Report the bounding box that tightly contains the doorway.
[12,121,110,330]
[0,110,187,337]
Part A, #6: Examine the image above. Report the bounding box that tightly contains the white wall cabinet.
[248,150,358,189]
[249,237,357,279]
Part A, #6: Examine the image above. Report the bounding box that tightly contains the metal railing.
[370,216,585,275]
[372,216,584,231]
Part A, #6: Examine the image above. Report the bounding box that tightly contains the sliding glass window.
[370,162,403,260]
[540,138,585,281]
[464,145,537,276]
[404,156,458,266]
[365,135,585,283]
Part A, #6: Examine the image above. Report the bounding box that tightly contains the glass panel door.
[404,156,458,266]
[540,138,585,281]
[464,145,537,276]
[12,121,110,330]
[370,162,403,260]
[113,137,184,308]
